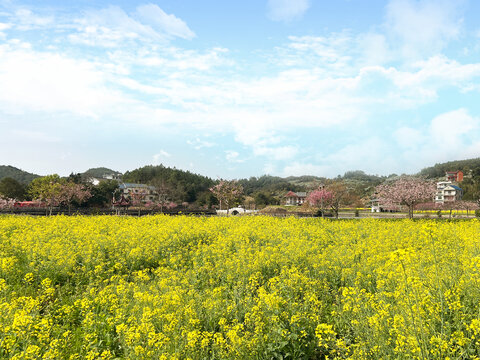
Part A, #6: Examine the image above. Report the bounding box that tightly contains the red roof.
[14,201,44,208]
[113,195,130,207]
[285,191,298,197]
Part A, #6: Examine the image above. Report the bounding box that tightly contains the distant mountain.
[82,167,122,179]
[0,165,40,183]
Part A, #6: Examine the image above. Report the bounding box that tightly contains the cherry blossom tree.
[458,200,479,217]
[58,182,92,215]
[375,177,436,219]
[210,180,243,213]
[306,187,334,218]
[151,179,174,212]
[0,197,15,210]
[326,182,357,219]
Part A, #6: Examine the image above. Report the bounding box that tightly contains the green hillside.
[122,164,215,203]
[419,158,480,179]
[82,167,122,179]
[0,165,39,183]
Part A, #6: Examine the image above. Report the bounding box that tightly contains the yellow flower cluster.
[1,215,480,359]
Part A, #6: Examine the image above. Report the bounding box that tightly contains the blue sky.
[1,0,480,178]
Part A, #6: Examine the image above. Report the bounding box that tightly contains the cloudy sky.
[1,0,480,178]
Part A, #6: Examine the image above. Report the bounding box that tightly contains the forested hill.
[0,165,39,183]
[122,165,215,203]
[238,175,312,195]
[82,167,122,179]
[419,158,480,179]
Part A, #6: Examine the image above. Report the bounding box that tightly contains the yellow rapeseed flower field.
[1,215,480,359]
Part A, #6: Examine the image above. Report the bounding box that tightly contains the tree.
[195,191,218,209]
[0,197,15,210]
[454,200,479,218]
[210,180,243,213]
[325,182,357,219]
[57,182,92,214]
[0,177,25,200]
[150,178,174,212]
[253,191,279,207]
[28,175,64,215]
[28,175,91,215]
[244,196,256,210]
[67,172,83,184]
[375,177,436,219]
[87,180,119,207]
[306,187,334,218]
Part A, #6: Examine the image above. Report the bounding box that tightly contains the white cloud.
[0,22,11,31]
[225,150,245,163]
[391,109,480,174]
[282,163,330,177]
[14,8,54,30]
[2,24,480,169]
[429,108,478,147]
[357,33,391,66]
[2,2,480,176]
[282,137,400,177]
[152,150,172,165]
[394,127,425,149]
[263,163,277,175]
[153,150,171,164]
[135,4,195,40]
[267,0,310,22]
[254,145,298,161]
[0,43,124,116]
[279,33,354,72]
[385,0,463,58]
[69,4,195,47]
[11,129,61,143]
[187,138,215,150]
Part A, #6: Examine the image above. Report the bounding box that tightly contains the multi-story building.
[435,181,463,204]
[446,171,463,182]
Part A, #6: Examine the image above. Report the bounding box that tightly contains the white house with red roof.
[285,191,307,206]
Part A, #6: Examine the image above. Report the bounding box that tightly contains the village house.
[435,181,463,204]
[285,191,307,206]
[88,172,122,186]
[119,183,158,203]
[446,170,463,182]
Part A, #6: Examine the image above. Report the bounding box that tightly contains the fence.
[0,207,216,216]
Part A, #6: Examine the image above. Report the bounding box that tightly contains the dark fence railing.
[0,207,216,216]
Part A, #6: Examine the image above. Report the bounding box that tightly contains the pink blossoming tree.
[306,188,334,218]
[58,182,92,215]
[0,197,15,210]
[375,177,436,219]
